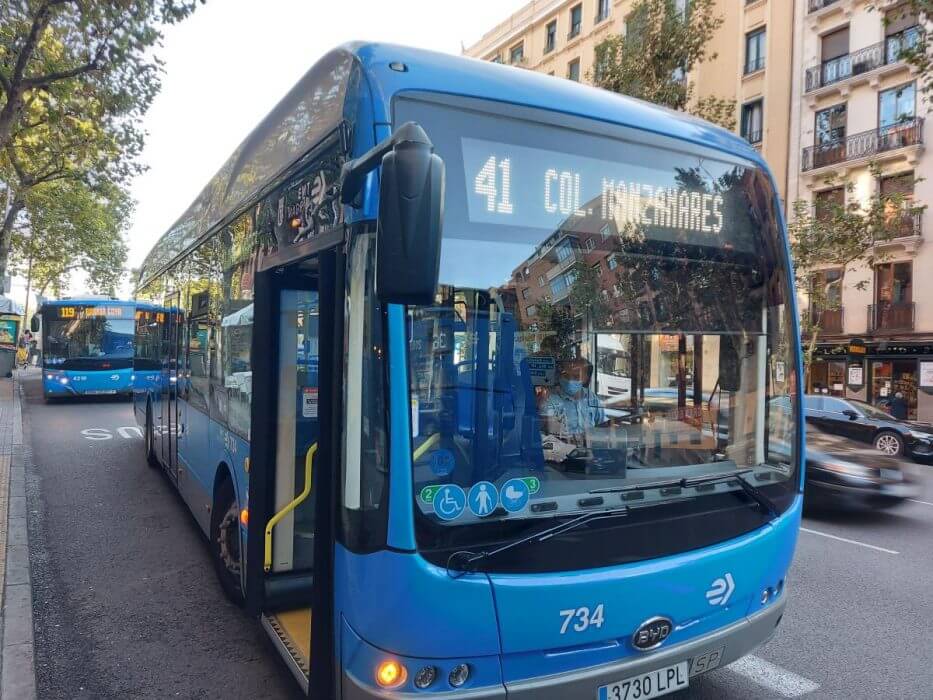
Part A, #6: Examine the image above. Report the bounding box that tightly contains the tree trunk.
[21,252,33,342]
[0,196,25,295]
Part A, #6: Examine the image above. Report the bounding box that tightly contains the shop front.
[810,341,933,423]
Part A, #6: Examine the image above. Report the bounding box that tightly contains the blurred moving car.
[803,394,933,460]
[804,426,918,509]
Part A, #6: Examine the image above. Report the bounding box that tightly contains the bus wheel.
[145,405,160,468]
[210,478,245,606]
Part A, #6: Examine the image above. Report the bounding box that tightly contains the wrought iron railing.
[805,27,922,92]
[568,23,582,40]
[808,0,841,12]
[801,118,924,171]
[743,129,763,145]
[812,307,844,334]
[868,302,915,332]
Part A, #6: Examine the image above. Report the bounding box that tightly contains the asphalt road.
[21,373,301,700]
[19,371,933,699]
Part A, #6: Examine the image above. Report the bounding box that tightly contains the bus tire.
[145,405,160,468]
[210,477,245,607]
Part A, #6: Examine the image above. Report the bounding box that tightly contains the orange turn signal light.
[376,659,406,688]
[240,508,249,526]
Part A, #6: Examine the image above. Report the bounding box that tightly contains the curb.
[0,374,37,700]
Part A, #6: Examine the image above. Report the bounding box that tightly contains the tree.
[11,176,130,310]
[788,165,921,382]
[0,0,203,289]
[592,0,736,130]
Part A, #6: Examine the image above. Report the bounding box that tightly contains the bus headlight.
[414,665,437,689]
[375,660,406,688]
[449,663,470,687]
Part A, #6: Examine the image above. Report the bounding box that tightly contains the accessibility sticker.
[468,481,499,517]
[433,485,466,521]
[501,478,530,513]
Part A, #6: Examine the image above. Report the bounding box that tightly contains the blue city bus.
[34,298,136,400]
[134,43,803,698]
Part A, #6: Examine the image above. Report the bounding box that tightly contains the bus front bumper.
[342,598,785,699]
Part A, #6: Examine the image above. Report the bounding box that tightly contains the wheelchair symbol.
[434,485,466,521]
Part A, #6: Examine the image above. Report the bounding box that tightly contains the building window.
[879,82,916,130]
[567,58,581,81]
[537,274,546,287]
[885,8,921,64]
[592,262,602,274]
[876,261,913,304]
[489,53,502,64]
[607,255,618,270]
[521,287,530,300]
[569,4,583,39]
[675,0,689,17]
[745,28,766,74]
[556,239,574,261]
[600,223,612,239]
[584,237,596,251]
[814,187,844,222]
[510,42,524,65]
[526,304,537,317]
[596,0,610,23]
[550,276,567,295]
[741,100,763,144]
[815,103,846,145]
[545,20,557,53]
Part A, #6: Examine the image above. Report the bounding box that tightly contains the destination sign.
[57,305,131,319]
[462,138,728,236]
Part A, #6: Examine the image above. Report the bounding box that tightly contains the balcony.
[805,28,921,93]
[868,302,915,332]
[808,0,841,11]
[813,307,845,334]
[568,24,582,40]
[801,118,924,172]
[744,55,765,75]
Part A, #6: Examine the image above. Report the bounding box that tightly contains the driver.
[538,357,606,459]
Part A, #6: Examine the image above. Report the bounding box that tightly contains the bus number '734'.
[560,604,605,634]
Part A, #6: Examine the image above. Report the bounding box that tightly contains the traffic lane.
[21,375,300,699]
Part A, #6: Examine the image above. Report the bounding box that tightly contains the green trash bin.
[0,313,22,377]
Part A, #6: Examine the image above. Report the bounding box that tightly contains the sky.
[123,0,527,281]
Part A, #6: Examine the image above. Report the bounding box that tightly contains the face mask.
[560,378,583,395]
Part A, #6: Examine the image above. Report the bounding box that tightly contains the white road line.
[800,527,899,555]
[728,655,820,697]
[907,498,933,507]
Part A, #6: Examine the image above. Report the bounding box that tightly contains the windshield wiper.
[590,468,778,519]
[446,507,629,576]
[681,469,778,519]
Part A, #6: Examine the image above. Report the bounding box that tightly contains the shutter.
[821,27,850,61]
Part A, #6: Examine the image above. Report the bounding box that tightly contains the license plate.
[599,661,688,700]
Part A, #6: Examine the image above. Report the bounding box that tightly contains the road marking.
[800,527,899,555]
[728,655,820,697]
[907,498,933,507]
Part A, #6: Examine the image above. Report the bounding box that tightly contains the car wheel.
[874,431,904,457]
[210,477,245,607]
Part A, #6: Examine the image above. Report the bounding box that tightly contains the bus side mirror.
[30,316,39,333]
[341,122,445,305]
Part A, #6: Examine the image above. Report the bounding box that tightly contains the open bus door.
[160,293,182,480]
[245,251,341,698]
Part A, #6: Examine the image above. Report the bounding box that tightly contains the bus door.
[161,296,182,478]
[246,252,341,698]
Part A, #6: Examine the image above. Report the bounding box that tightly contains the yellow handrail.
[264,443,317,572]
[412,433,440,461]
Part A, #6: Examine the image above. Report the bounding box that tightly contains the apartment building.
[463,0,795,202]
[788,0,933,421]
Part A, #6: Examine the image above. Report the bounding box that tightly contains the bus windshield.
[398,97,799,567]
[44,306,135,370]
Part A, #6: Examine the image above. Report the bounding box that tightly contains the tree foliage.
[789,165,922,378]
[592,0,736,130]
[11,176,130,298]
[0,0,202,289]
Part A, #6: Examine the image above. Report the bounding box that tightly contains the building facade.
[464,0,795,203]
[788,0,933,422]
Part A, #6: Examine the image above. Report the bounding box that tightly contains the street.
[18,371,933,699]
[20,374,300,699]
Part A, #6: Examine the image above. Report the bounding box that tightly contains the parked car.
[803,394,933,461]
[803,426,917,509]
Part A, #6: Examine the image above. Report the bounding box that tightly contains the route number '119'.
[559,604,605,634]
[474,156,514,214]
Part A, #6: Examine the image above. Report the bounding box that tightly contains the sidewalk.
[0,371,36,699]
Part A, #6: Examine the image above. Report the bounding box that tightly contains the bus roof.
[138,42,765,289]
[40,298,134,307]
